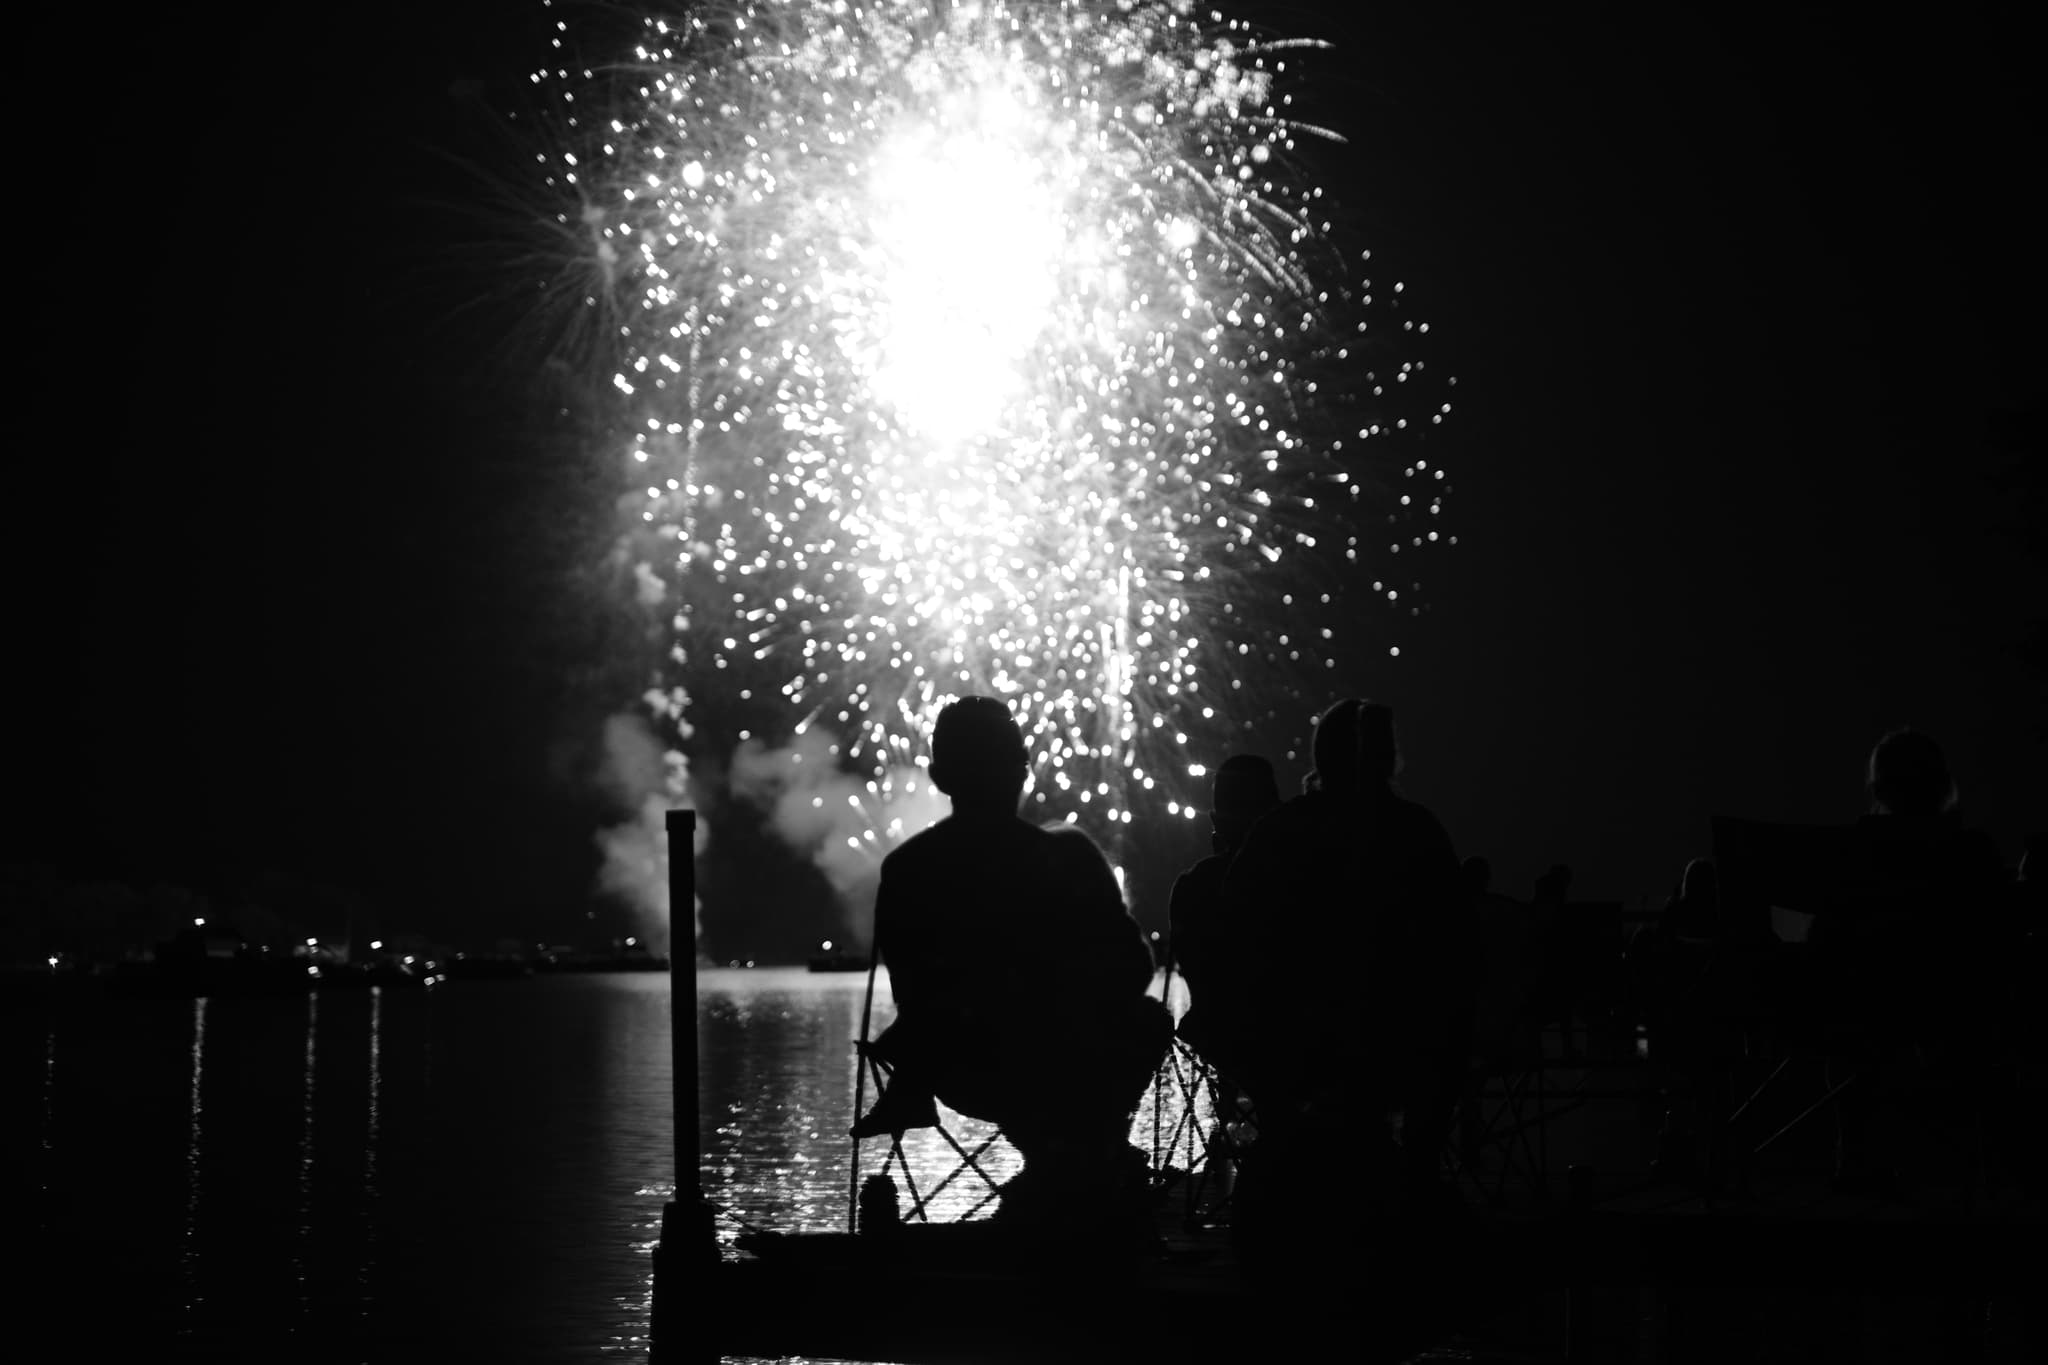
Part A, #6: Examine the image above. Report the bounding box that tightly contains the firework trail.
[531,0,1454,886]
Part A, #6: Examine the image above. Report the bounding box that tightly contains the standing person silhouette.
[854,696,1170,1229]
[1221,700,1470,1245]
[1167,753,1281,1086]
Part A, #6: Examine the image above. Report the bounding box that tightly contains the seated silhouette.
[1822,729,2006,1190]
[854,696,1170,1226]
[1679,728,2010,1194]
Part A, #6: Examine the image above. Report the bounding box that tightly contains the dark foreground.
[652,1031,2047,1365]
[656,1174,2043,1364]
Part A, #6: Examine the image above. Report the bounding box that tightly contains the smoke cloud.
[593,711,705,959]
[728,724,949,947]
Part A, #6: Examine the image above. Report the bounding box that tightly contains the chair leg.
[1706,1054,1793,1197]
[891,1139,931,1223]
[1751,1069,1859,1158]
[1500,1070,1545,1202]
[1723,1055,1794,1134]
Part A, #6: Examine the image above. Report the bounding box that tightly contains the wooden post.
[651,808,717,1364]
[667,808,699,1204]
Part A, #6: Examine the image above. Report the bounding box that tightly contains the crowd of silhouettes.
[853,693,2042,1263]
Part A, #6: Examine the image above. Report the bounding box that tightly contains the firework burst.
[534,0,1453,860]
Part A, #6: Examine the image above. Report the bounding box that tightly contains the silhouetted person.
[1824,727,2006,1192]
[854,696,1170,1229]
[1221,699,1470,1250]
[1167,754,1280,1083]
[1843,728,2004,899]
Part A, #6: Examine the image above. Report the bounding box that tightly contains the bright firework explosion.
[538,0,1454,882]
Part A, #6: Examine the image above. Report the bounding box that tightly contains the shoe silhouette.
[849,1084,940,1139]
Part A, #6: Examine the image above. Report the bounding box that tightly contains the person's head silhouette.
[1305,697,1399,796]
[929,696,1029,815]
[1866,727,1957,817]
[1208,754,1279,854]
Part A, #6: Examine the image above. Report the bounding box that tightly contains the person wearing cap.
[853,696,1169,1226]
[1167,753,1281,1086]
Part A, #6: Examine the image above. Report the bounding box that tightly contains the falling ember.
[534,0,1455,853]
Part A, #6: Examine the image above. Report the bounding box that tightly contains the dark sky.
[13,2,2041,950]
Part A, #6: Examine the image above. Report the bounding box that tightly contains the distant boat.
[806,942,870,973]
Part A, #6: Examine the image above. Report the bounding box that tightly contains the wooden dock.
[649,812,2045,1363]
[654,1197,1457,1364]
[650,1170,2045,1364]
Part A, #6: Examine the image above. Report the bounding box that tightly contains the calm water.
[11,968,1208,1362]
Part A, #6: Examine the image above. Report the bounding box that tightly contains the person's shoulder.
[1380,791,1454,843]
[1956,826,2008,879]
[1040,821,1116,878]
[880,817,955,870]
[1173,852,1229,897]
[1247,792,1323,837]
[1385,790,1444,822]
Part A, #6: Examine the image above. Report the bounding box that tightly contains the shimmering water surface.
[14,967,1207,1362]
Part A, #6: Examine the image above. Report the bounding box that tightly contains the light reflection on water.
[16,966,1208,1362]
[183,995,207,1305]
[701,966,1016,1245]
[298,992,318,1309]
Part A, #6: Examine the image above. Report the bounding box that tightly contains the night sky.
[12,3,2041,955]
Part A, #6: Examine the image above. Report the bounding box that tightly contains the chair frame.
[846,948,1012,1231]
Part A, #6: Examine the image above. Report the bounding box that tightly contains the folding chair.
[844,949,1014,1232]
[1706,884,2012,1203]
[1145,951,1251,1229]
[1447,899,1663,1204]
[1445,894,1586,1202]
[1448,1050,1552,1203]
[845,946,1176,1232]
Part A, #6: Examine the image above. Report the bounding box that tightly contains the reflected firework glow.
[358,986,381,1310]
[537,0,1454,853]
[297,993,317,1308]
[183,996,207,1310]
